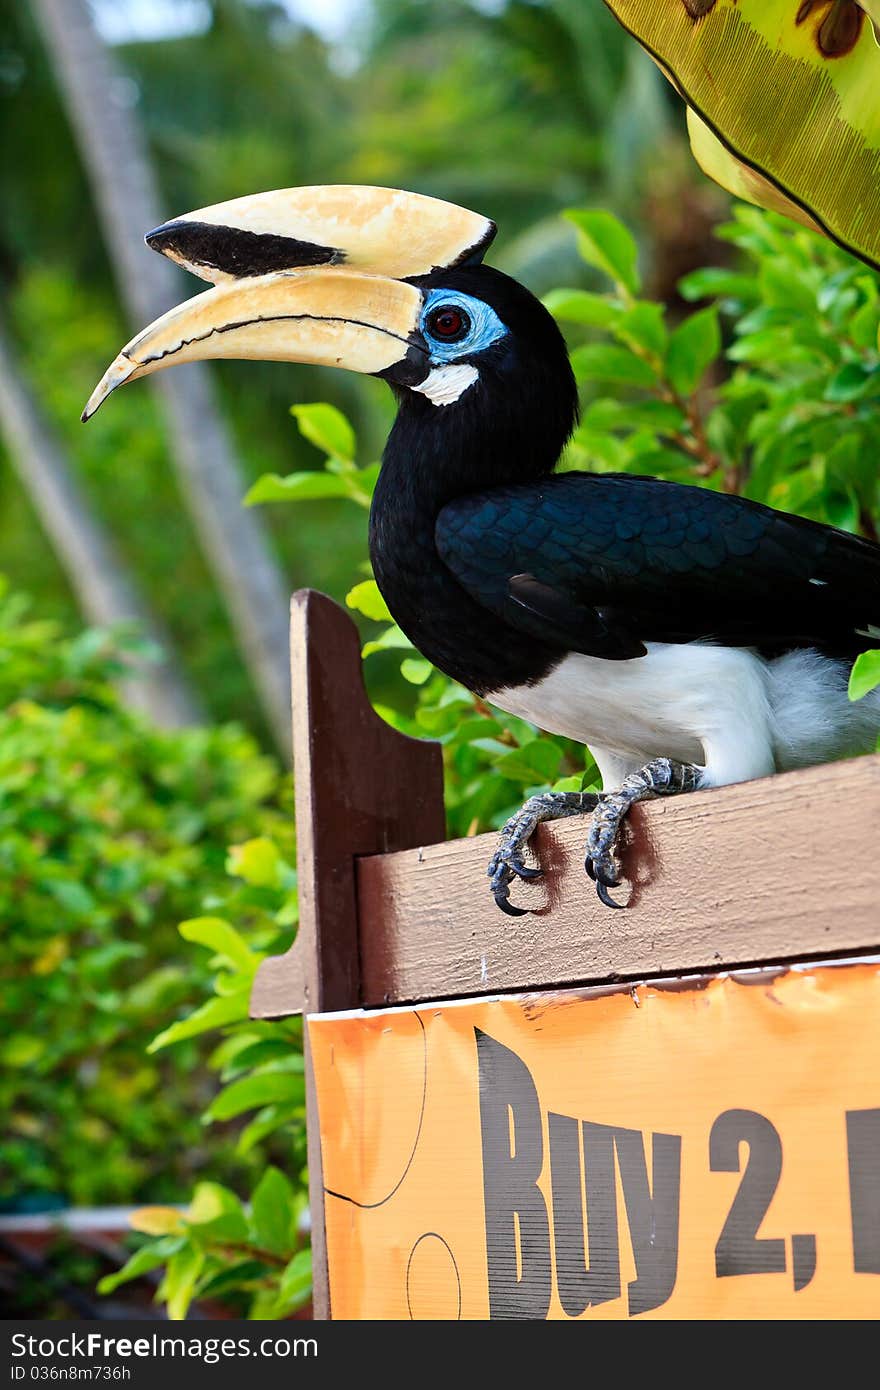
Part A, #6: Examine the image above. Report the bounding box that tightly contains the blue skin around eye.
[420,290,509,364]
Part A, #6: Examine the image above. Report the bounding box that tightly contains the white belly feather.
[488,641,880,791]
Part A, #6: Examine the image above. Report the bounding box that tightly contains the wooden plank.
[250,589,445,1019]
[357,752,880,1005]
[249,590,445,1319]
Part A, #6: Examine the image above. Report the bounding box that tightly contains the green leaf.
[849,650,880,701]
[666,307,720,397]
[186,1182,249,1243]
[442,715,503,747]
[361,624,413,659]
[567,428,630,472]
[541,288,622,327]
[565,209,640,295]
[758,261,817,317]
[728,328,804,366]
[178,917,255,972]
[401,657,432,685]
[345,580,391,622]
[205,1071,305,1123]
[824,363,880,403]
[494,738,562,785]
[160,1246,205,1322]
[47,880,96,917]
[148,989,251,1053]
[249,1166,297,1257]
[2,1035,45,1067]
[215,1037,300,1078]
[197,1260,269,1300]
[236,1104,302,1156]
[678,267,757,303]
[290,402,355,462]
[130,1206,186,1236]
[349,461,381,502]
[276,1249,312,1312]
[244,471,353,506]
[848,284,879,348]
[551,775,588,793]
[225,837,283,889]
[824,433,877,497]
[569,344,657,389]
[623,446,695,479]
[822,483,860,534]
[97,1238,185,1295]
[615,301,667,361]
[735,305,794,335]
[582,397,685,433]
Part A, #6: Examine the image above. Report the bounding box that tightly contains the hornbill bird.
[84,185,880,913]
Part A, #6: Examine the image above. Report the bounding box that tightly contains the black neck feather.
[369,313,577,693]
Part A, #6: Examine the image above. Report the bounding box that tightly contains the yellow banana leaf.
[685,109,824,233]
[603,0,880,269]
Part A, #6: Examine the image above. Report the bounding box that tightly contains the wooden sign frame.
[249,590,880,1319]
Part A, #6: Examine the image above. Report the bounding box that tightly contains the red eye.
[426,304,470,342]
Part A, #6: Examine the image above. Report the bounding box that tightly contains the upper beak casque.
[82,185,496,421]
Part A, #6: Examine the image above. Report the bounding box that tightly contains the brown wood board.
[250,589,445,1021]
[356,752,880,1006]
[250,590,445,1317]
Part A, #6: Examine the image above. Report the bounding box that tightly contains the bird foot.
[583,795,633,909]
[488,759,704,915]
[487,790,598,916]
[584,758,704,909]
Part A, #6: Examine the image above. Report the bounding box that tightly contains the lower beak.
[83,266,424,421]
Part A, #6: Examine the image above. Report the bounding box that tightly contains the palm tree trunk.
[0,316,202,727]
[32,0,292,755]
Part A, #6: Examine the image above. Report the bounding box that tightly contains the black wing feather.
[506,573,646,659]
[435,473,880,660]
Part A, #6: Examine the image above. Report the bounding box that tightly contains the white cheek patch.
[413,362,479,406]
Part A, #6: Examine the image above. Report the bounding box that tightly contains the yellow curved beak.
[83,184,494,421]
[82,267,424,421]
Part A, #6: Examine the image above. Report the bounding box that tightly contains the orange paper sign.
[308,961,880,1319]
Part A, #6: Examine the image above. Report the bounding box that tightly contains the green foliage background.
[0,586,298,1210]
[1,0,879,1322]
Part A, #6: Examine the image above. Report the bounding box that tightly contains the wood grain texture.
[357,752,880,1006]
[250,589,445,1020]
[249,590,445,1320]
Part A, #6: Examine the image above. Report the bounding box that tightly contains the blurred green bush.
[98,865,309,1320]
[0,581,296,1208]
[100,894,309,1319]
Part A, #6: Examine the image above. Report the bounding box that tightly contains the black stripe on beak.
[145,219,341,277]
[448,219,497,270]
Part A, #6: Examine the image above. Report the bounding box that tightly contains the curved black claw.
[488,848,542,917]
[595,878,626,910]
[584,854,618,885]
[584,851,625,908]
[494,890,531,918]
[510,863,543,881]
[487,789,599,917]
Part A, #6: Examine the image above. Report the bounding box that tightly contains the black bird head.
[385,262,578,494]
[83,184,577,487]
